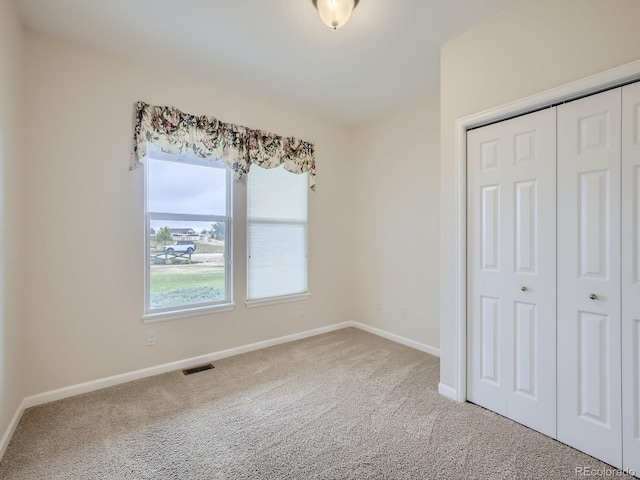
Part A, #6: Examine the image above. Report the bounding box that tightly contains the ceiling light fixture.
[312,0,360,30]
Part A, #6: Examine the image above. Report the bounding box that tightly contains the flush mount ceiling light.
[312,0,360,30]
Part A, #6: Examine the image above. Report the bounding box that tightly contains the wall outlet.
[376,301,382,310]
[401,306,407,318]
[298,306,305,317]
[147,331,156,347]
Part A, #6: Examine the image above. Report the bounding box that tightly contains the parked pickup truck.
[163,241,196,255]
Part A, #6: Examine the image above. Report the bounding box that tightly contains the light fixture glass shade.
[314,0,356,29]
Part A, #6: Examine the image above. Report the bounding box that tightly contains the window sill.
[142,303,236,324]
[245,292,311,309]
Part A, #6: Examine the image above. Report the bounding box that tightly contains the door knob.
[589,293,597,300]
[520,286,527,292]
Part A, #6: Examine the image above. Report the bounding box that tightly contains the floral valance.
[130,102,316,190]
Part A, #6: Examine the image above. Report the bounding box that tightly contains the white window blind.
[247,164,308,301]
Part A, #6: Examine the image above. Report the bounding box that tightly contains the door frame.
[447,59,640,403]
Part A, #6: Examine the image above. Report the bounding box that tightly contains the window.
[144,147,232,321]
[247,164,309,306]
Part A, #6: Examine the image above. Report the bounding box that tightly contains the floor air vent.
[183,364,214,375]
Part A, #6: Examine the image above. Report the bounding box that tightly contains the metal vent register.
[183,364,214,375]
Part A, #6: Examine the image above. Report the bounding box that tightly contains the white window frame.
[245,168,310,308]
[142,154,234,323]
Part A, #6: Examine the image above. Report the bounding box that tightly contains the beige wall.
[15,0,640,415]
[23,32,356,395]
[0,0,26,440]
[352,94,440,348]
[440,0,640,391]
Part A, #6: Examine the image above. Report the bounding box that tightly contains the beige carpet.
[0,328,634,479]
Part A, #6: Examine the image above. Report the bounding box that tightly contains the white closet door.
[467,108,557,437]
[622,82,640,474]
[557,88,622,468]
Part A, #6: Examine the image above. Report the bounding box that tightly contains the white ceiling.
[15,0,520,125]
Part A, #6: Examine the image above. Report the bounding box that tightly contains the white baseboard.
[2,320,441,460]
[22,322,439,410]
[351,321,440,357]
[23,321,353,409]
[0,398,26,460]
[438,383,458,401]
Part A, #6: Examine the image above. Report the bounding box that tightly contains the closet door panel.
[467,108,556,437]
[468,121,509,417]
[622,81,640,475]
[557,88,622,468]
[505,110,556,437]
